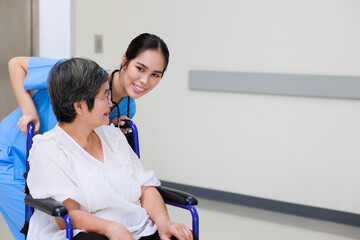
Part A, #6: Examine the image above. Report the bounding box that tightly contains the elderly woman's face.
[122,49,165,99]
[86,82,111,127]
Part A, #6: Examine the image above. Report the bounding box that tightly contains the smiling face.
[84,82,111,128]
[120,49,166,99]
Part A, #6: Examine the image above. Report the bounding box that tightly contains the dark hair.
[48,58,109,123]
[122,33,170,76]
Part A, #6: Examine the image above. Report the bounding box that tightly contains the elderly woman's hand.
[18,114,40,134]
[157,221,193,240]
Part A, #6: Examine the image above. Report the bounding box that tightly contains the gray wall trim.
[161,180,360,227]
[189,71,360,100]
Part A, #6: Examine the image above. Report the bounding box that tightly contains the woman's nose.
[140,75,149,85]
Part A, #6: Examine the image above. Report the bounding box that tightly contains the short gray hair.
[48,58,108,123]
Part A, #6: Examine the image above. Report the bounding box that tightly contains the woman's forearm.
[8,56,38,116]
[140,186,193,240]
[67,209,112,235]
[140,186,170,227]
[58,199,133,239]
[65,209,133,239]
[60,198,112,235]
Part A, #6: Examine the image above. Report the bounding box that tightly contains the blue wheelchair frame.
[24,122,199,239]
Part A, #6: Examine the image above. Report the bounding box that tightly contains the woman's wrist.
[102,220,116,238]
[104,221,134,240]
[19,98,38,116]
[155,218,172,232]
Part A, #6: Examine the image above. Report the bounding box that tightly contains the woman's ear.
[121,54,128,69]
[74,101,84,116]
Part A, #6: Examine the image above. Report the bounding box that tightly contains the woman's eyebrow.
[136,62,163,74]
[103,88,110,95]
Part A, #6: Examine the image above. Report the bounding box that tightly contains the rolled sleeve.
[27,137,81,204]
[24,57,63,90]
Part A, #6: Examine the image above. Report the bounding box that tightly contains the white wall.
[39,0,71,58]
[71,0,131,69]
[72,0,360,214]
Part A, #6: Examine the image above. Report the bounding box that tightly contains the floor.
[1,197,360,240]
[0,213,14,240]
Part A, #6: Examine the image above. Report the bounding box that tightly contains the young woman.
[0,33,169,240]
[27,58,195,240]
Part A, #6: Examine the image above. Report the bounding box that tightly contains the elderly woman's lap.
[74,232,109,240]
[73,230,198,240]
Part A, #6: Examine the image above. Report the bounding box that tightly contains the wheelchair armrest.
[25,195,68,217]
[156,186,198,206]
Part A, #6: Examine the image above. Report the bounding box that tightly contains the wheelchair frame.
[24,122,199,239]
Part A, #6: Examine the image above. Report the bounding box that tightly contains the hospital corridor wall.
[0,0,36,120]
[72,0,360,217]
[70,0,360,224]
[0,0,71,238]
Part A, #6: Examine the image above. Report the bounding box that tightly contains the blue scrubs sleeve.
[23,57,62,90]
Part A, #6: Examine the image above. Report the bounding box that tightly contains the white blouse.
[27,124,160,240]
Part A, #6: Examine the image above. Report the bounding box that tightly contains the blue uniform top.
[0,57,136,180]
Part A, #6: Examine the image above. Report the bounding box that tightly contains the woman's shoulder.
[95,124,127,150]
[32,125,61,148]
[29,126,64,166]
[96,124,124,140]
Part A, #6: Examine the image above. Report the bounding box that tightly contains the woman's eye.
[137,66,144,71]
[152,73,160,78]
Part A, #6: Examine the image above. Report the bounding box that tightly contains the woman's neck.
[58,121,94,149]
[110,70,126,104]
[58,121,104,163]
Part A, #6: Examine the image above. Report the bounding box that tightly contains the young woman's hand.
[17,114,40,134]
[105,222,134,240]
[110,115,131,133]
[157,221,193,240]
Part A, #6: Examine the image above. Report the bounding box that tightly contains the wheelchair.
[23,122,199,239]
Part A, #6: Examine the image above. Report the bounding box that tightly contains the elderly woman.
[27,58,195,240]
